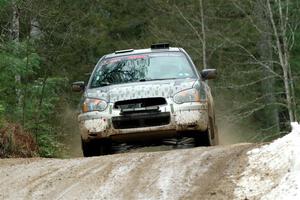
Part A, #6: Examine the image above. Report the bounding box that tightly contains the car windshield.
[90,52,196,88]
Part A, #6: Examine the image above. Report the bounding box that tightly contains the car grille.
[114,97,167,110]
[112,112,170,129]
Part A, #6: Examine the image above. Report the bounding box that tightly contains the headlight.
[173,88,200,104]
[82,98,108,113]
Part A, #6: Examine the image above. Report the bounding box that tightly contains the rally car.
[72,43,218,156]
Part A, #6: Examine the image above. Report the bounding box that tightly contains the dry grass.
[0,123,38,158]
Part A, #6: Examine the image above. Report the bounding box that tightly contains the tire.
[81,139,95,157]
[194,130,210,147]
[194,117,218,146]
[81,138,111,157]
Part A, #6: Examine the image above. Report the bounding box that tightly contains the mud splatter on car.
[72,43,218,156]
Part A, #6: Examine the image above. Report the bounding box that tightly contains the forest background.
[0,0,299,157]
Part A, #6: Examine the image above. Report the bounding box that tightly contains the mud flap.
[209,116,219,145]
[209,117,215,139]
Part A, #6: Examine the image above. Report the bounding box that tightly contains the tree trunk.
[30,18,41,39]
[267,0,294,123]
[256,0,280,133]
[11,1,19,42]
[199,0,207,69]
[11,0,22,107]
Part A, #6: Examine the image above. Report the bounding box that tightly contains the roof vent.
[115,49,134,54]
[151,43,170,49]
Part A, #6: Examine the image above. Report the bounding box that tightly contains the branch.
[219,34,282,78]
[174,5,203,44]
[232,1,263,33]
[216,76,280,89]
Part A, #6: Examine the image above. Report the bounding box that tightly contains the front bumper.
[78,100,208,141]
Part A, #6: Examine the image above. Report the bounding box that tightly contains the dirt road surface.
[1,122,300,200]
[0,144,255,200]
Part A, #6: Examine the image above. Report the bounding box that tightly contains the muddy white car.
[72,43,218,156]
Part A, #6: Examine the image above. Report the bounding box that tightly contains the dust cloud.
[59,106,82,158]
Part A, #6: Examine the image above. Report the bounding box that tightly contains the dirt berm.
[0,144,257,200]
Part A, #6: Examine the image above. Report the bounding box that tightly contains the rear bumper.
[78,101,208,141]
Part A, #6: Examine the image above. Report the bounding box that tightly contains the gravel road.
[3,122,299,200]
[0,143,254,200]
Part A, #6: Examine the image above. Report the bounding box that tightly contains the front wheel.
[81,138,111,157]
[194,131,210,146]
[194,116,219,146]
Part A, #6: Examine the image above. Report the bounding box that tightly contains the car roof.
[104,47,181,59]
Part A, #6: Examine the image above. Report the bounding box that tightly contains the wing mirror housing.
[201,69,217,80]
[72,81,85,92]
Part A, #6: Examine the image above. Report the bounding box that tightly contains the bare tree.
[149,0,298,137]
[11,0,19,42]
[267,0,296,122]
[11,0,22,106]
[199,0,207,69]
[255,0,280,133]
[231,0,298,125]
[149,1,208,70]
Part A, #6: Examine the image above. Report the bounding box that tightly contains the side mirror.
[201,69,217,80]
[72,81,85,92]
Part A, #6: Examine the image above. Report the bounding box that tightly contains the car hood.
[85,78,197,102]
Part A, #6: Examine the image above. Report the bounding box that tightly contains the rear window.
[90,52,196,88]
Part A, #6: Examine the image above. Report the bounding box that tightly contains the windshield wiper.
[139,78,149,82]
[99,81,111,86]
[139,78,177,82]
